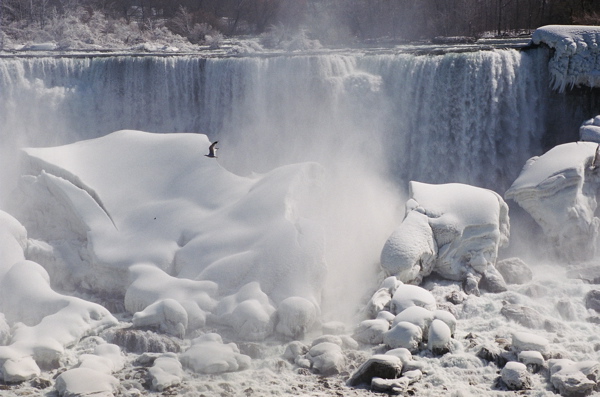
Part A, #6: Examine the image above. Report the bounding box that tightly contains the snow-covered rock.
[392,306,434,336]
[275,296,319,339]
[179,333,250,374]
[347,354,403,386]
[501,361,532,390]
[427,319,452,354]
[548,359,600,396]
[132,298,188,338]
[383,322,423,352]
[381,182,509,293]
[353,318,390,345]
[390,284,436,314]
[532,25,600,92]
[148,353,183,391]
[512,332,549,354]
[506,142,600,261]
[307,342,345,375]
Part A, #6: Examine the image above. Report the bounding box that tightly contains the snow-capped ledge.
[532,25,600,92]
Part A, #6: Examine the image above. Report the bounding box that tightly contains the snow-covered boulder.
[548,359,600,396]
[505,142,600,262]
[307,342,345,375]
[381,182,509,294]
[383,321,423,352]
[275,296,319,339]
[353,318,390,345]
[392,306,434,336]
[17,130,327,340]
[390,284,436,314]
[347,354,403,386]
[532,25,600,92]
[132,298,188,338]
[148,353,183,391]
[512,332,549,354]
[179,333,250,374]
[427,319,452,355]
[501,361,532,390]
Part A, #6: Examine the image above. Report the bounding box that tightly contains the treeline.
[2,0,600,45]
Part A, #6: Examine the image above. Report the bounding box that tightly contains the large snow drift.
[505,141,600,261]
[380,182,509,294]
[14,130,327,340]
[532,25,600,92]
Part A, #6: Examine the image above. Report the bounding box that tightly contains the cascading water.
[0,47,567,192]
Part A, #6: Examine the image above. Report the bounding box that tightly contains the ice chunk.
[506,142,600,261]
[511,332,549,354]
[307,342,345,376]
[580,116,600,143]
[548,359,600,396]
[353,318,390,345]
[532,25,600,92]
[55,367,119,396]
[382,182,509,291]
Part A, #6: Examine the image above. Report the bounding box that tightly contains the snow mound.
[16,130,327,340]
[381,182,509,294]
[148,353,183,391]
[505,142,600,261]
[532,25,600,92]
[0,212,117,382]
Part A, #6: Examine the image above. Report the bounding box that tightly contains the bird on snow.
[205,141,218,158]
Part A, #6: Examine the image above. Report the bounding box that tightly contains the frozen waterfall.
[0,47,575,196]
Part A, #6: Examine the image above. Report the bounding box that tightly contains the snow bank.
[0,212,117,382]
[381,182,509,294]
[505,142,600,261]
[532,25,600,92]
[16,130,327,340]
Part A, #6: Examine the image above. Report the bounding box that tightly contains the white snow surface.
[16,130,327,339]
[506,141,600,261]
[3,129,600,396]
[381,182,509,285]
[532,25,600,92]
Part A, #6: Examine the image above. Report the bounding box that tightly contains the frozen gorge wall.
[0,47,598,194]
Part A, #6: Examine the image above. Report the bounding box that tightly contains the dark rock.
[496,258,533,285]
[347,355,403,387]
[585,290,600,312]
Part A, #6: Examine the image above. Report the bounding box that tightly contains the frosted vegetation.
[3,24,600,397]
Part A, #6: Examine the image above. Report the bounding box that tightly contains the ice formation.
[505,141,600,261]
[580,115,600,143]
[14,130,327,340]
[380,181,510,294]
[532,25,600,92]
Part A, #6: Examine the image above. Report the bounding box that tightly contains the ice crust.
[506,142,600,261]
[16,130,327,340]
[532,25,600,92]
[381,182,509,290]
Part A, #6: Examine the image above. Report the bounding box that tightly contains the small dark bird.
[205,141,218,158]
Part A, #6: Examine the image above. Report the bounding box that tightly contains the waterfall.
[0,47,591,196]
